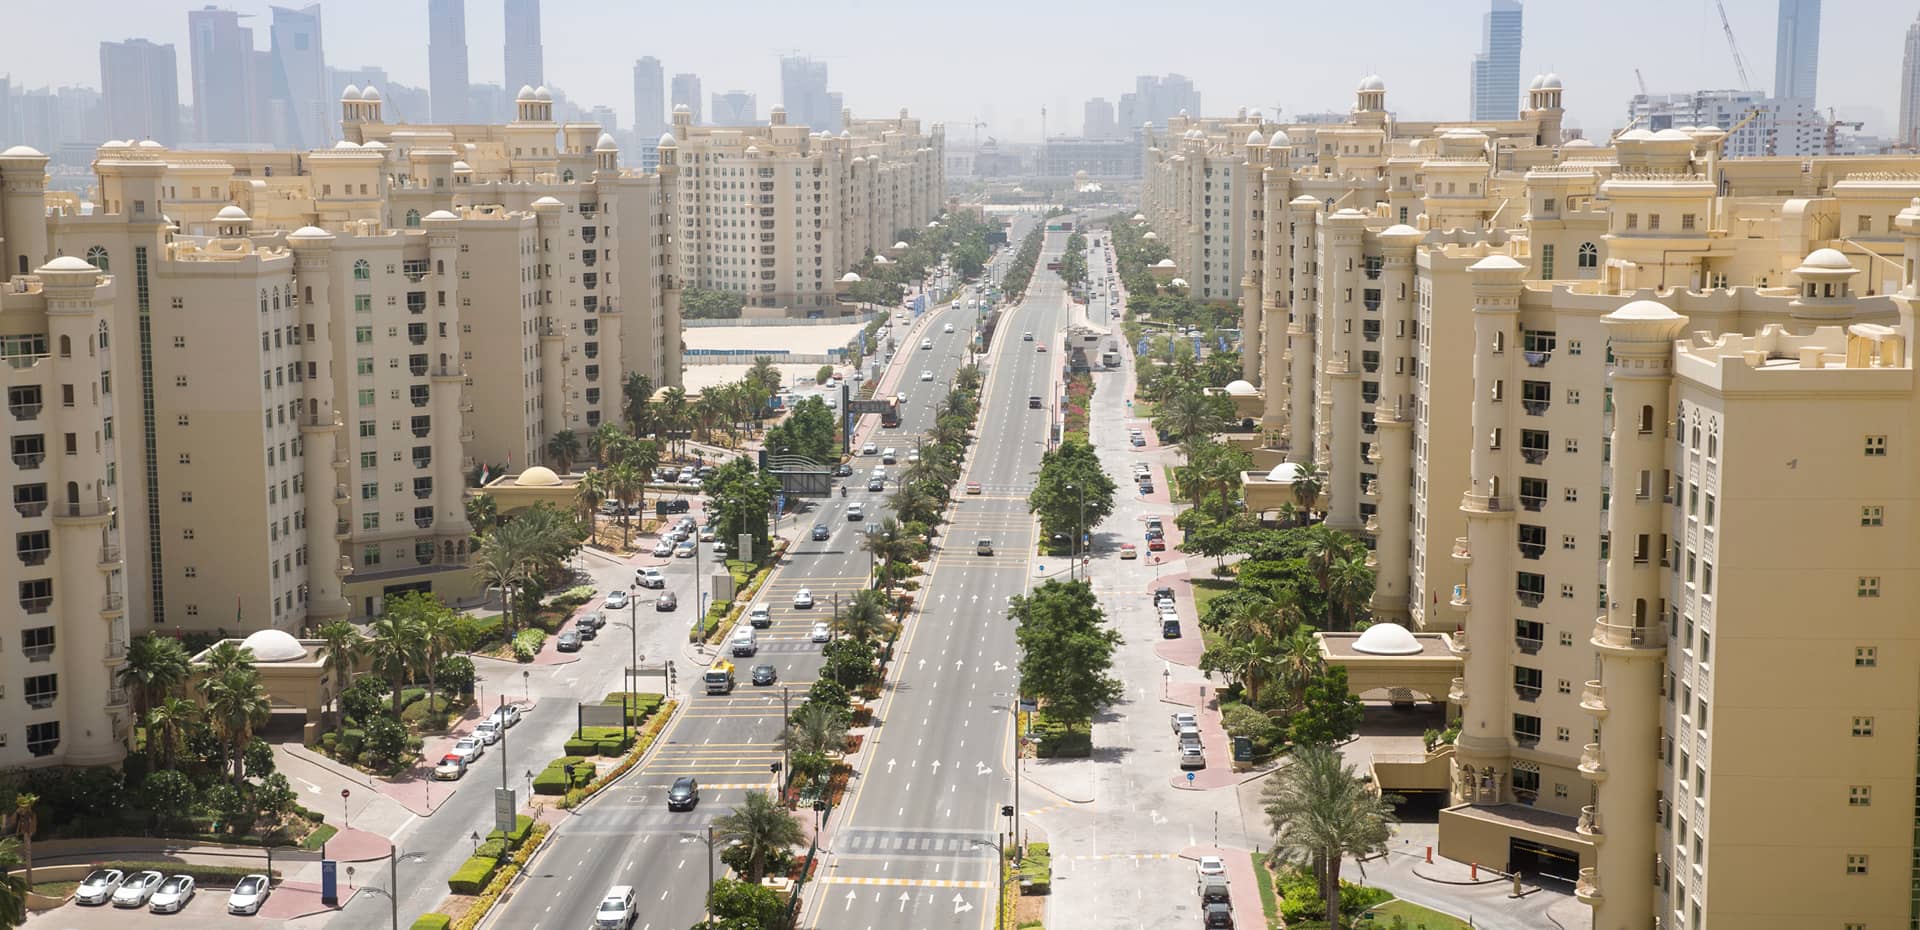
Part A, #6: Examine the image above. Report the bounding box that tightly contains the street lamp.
[682,826,717,930]
[351,844,422,930]
[970,829,1010,930]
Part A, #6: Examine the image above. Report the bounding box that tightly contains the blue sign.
[776,492,786,513]
[321,860,338,905]
[1186,771,1197,785]
[913,294,927,315]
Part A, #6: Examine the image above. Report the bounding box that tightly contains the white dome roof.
[840,271,862,282]
[892,241,910,250]
[363,140,388,150]
[239,628,307,663]
[1,144,46,158]
[137,139,166,150]
[872,255,892,264]
[533,86,552,101]
[840,129,852,139]
[1132,213,1146,220]
[1142,231,1159,240]
[99,140,130,151]
[516,84,538,101]
[1469,254,1526,272]
[1529,74,1545,91]
[1608,299,1681,321]
[673,103,690,114]
[515,465,562,487]
[424,209,458,221]
[1169,277,1189,288]
[1267,129,1291,146]
[1153,258,1176,267]
[1799,247,1852,271]
[361,85,382,101]
[1618,128,1656,142]
[215,205,250,221]
[1381,223,1422,237]
[595,132,618,150]
[1651,128,1693,142]
[532,195,563,206]
[770,104,786,113]
[451,160,472,171]
[1224,379,1256,395]
[1563,138,1596,148]
[1246,130,1265,146]
[333,140,361,149]
[659,131,677,146]
[288,225,334,240]
[1540,73,1562,90]
[1353,622,1422,656]
[341,84,362,100]
[1264,461,1305,483]
[40,255,99,272]
[1358,74,1386,91]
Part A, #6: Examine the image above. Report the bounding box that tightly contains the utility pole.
[387,844,397,930]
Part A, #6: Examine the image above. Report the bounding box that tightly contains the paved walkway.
[1163,681,1236,789]
[1178,846,1264,924]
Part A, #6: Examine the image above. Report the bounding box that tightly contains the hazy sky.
[9,0,1910,140]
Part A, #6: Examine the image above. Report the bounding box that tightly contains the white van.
[730,627,758,657]
[594,886,636,930]
[748,604,772,628]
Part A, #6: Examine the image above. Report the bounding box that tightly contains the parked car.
[1148,537,1166,551]
[473,719,502,745]
[810,622,833,643]
[666,776,700,810]
[556,630,583,652]
[452,735,485,762]
[577,612,606,633]
[490,704,522,728]
[675,541,696,558]
[656,591,678,611]
[1155,586,1177,602]
[142,878,191,917]
[711,541,729,559]
[1119,543,1137,559]
[1171,712,1199,734]
[635,568,666,589]
[603,590,629,610]
[433,753,468,780]
[1197,856,1227,880]
[1202,901,1233,928]
[75,869,125,906]
[112,871,165,908]
[699,526,716,542]
[752,664,778,686]
[1139,480,1155,494]
[1180,744,1207,770]
[812,523,831,541]
[1162,618,1182,639]
[966,481,982,495]
[226,874,271,915]
[652,539,677,557]
[793,589,815,609]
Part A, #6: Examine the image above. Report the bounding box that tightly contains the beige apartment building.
[1144,74,1920,929]
[664,103,945,311]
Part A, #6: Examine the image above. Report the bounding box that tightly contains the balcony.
[24,643,53,662]
[1514,684,1542,703]
[1515,635,1543,655]
[410,361,429,377]
[1523,351,1551,368]
[1518,542,1545,560]
[1576,805,1603,843]
[407,330,427,346]
[105,639,125,661]
[1520,448,1548,465]
[411,425,430,439]
[335,520,351,539]
[1593,619,1667,651]
[414,517,433,529]
[413,456,432,469]
[99,544,120,565]
[1448,677,1466,703]
[12,451,45,469]
[102,593,124,613]
[14,500,48,518]
[413,485,433,500]
[581,227,597,244]
[25,691,55,710]
[431,366,463,381]
[20,595,51,614]
[8,402,41,421]
[1449,584,1470,611]
[1451,537,1472,561]
[1518,495,1545,512]
[1574,868,1601,905]
[1512,730,1541,749]
[1516,590,1544,608]
[107,686,130,707]
[1581,680,1608,716]
[410,390,431,408]
[1578,743,1607,781]
[1460,492,1505,513]
[1522,400,1549,416]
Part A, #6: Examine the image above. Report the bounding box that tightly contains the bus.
[704,661,735,694]
[880,399,901,429]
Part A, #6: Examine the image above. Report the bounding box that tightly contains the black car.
[556,630,583,651]
[1161,618,1182,639]
[576,622,597,641]
[812,523,831,541]
[867,477,885,492]
[1154,586,1176,602]
[696,465,716,479]
[1203,902,1234,929]
[751,665,778,686]
[656,592,677,611]
[577,612,605,632]
[665,776,699,810]
[833,463,854,477]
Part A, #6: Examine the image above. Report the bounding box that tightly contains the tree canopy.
[1012,580,1123,730]
[765,395,837,465]
[1028,439,1118,553]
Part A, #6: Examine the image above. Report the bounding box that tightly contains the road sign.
[493,787,518,835]
[1186,771,1197,785]
[776,492,787,513]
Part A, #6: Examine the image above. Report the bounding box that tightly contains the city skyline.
[3,0,1905,143]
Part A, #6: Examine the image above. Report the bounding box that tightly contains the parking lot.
[23,876,334,930]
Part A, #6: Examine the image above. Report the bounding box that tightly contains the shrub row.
[1017,842,1052,894]
[563,725,635,757]
[409,915,452,930]
[531,755,593,795]
[559,700,678,810]
[95,862,279,887]
[444,814,536,893]
[448,822,549,930]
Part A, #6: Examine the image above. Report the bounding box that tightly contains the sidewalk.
[1163,681,1236,790]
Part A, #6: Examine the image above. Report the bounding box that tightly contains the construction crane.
[967,118,988,151]
[1825,108,1865,155]
[1714,0,1754,89]
[1634,68,1649,96]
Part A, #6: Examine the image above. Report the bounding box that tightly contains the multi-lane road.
[484,216,1042,930]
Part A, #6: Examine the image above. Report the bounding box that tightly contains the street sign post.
[493,787,517,835]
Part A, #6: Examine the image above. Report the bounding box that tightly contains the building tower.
[1579,300,1690,930]
[286,226,352,625]
[1322,208,1368,533]
[1774,0,1822,101]
[186,6,257,144]
[99,39,181,146]
[267,4,328,149]
[1257,131,1292,432]
[633,57,665,138]
[1240,131,1268,385]
[503,0,543,99]
[427,0,469,123]
[1523,73,1565,147]
[1368,223,1424,623]
[1284,194,1321,463]
[420,211,476,552]
[671,73,702,126]
[1469,0,1524,121]
[1900,15,1920,149]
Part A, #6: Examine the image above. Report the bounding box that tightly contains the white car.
[652,538,676,557]
[895,392,907,404]
[675,541,696,558]
[712,541,729,558]
[148,874,195,914]
[810,622,833,643]
[75,868,125,906]
[490,704,522,728]
[112,871,165,908]
[1197,855,1227,879]
[635,567,666,589]
[921,338,933,350]
[1171,711,1199,734]
[793,588,815,609]
[226,874,271,915]
[943,322,955,333]
[451,735,485,763]
[473,718,502,745]
[920,370,933,381]
[604,589,630,610]
[862,442,879,456]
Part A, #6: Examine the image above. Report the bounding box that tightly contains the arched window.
[1638,405,1655,435]
[1577,242,1597,269]
[260,289,269,313]
[273,287,282,310]
[405,209,421,227]
[562,170,575,182]
[58,335,71,358]
[85,245,109,273]
[98,320,108,349]
[353,259,371,280]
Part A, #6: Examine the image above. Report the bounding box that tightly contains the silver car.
[112,870,165,908]
[226,874,271,915]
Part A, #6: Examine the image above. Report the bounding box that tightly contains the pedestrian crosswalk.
[835,828,1000,859]
[818,876,992,889]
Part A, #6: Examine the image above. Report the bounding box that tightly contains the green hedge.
[532,756,592,795]
[487,814,535,848]
[1017,843,1052,894]
[411,914,453,930]
[97,861,280,886]
[1031,714,1092,758]
[446,855,500,894]
[601,693,664,723]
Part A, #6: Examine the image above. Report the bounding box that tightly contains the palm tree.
[1289,461,1324,524]
[118,633,191,752]
[466,493,500,534]
[1262,745,1400,929]
[202,668,271,784]
[573,470,607,527]
[9,795,37,889]
[657,386,689,455]
[474,530,527,631]
[1153,387,1225,446]
[780,701,847,761]
[1272,629,1328,712]
[1303,525,1360,599]
[588,422,627,465]
[837,589,896,643]
[622,372,654,437]
[200,640,255,678]
[620,440,662,521]
[416,600,465,715]
[364,613,424,718]
[544,430,581,474]
[1325,556,1377,631]
[604,462,644,549]
[145,696,197,770]
[1213,594,1282,704]
[0,835,27,929]
[315,621,364,727]
[710,791,806,883]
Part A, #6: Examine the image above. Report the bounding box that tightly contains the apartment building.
[664,104,944,312]
[1142,71,1920,929]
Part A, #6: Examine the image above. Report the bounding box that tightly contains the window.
[1625,213,1638,230]
[1647,214,1661,231]
[1578,243,1597,268]
[1681,213,1696,231]
[1511,713,1542,745]
[1849,785,1871,806]
[1858,576,1881,597]
[1861,506,1884,527]
[23,673,56,708]
[25,721,57,757]
[353,259,370,280]
[1846,855,1868,875]
[1855,646,1877,667]
[1540,244,1554,279]
[1852,716,1875,737]
[1864,435,1887,456]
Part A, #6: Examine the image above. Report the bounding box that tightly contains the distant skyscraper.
[1083,97,1117,138]
[1115,74,1200,129]
[1469,0,1523,121]
[711,90,756,127]
[329,66,427,122]
[1902,15,1920,148]
[1773,0,1821,101]
[503,0,543,97]
[672,73,702,124]
[428,0,469,122]
[188,6,258,143]
[780,55,840,132]
[100,39,180,145]
[632,57,664,136]
[268,4,328,149]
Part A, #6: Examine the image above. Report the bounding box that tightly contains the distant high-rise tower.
[1902,15,1920,149]
[100,38,180,145]
[1469,0,1523,121]
[1083,97,1117,138]
[187,6,258,143]
[672,73,703,125]
[633,57,665,137]
[267,4,328,149]
[1774,0,1821,101]
[503,0,543,99]
[428,0,469,123]
[779,55,840,132]
[711,90,756,127]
